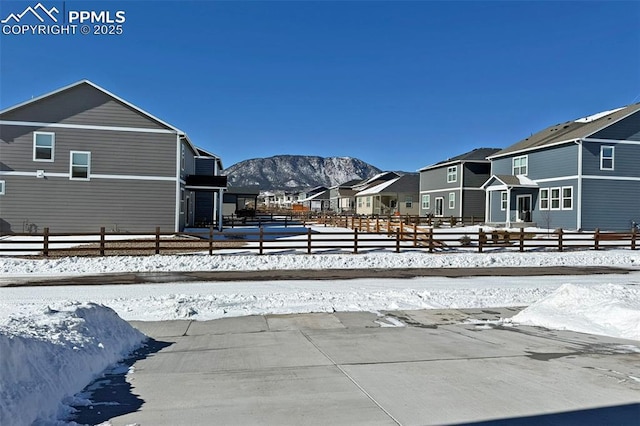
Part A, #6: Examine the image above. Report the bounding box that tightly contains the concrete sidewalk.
[73,308,640,425]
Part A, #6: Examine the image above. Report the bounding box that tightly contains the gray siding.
[1,125,177,176]
[488,191,506,223]
[420,164,460,191]
[462,190,486,219]
[491,144,579,179]
[1,83,170,130]
[582,179,640,231]
[589,110,640,141]
[462,162,491,187]
[0,175,175,233]
[582,142,640,178]
[421,189,460,217]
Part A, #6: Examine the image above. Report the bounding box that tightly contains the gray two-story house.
[483,103,640,230]
[0,80,226,234]
[419,148,500,218]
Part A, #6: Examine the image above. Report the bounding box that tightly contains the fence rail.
[0,224,638,257]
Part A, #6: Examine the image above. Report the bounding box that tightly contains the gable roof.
[356,174,419,196]
[419,148,501,172]
[481,174,538,190]
[490,103,640,159]
[0,79,183,133]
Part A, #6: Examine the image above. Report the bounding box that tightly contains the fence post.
[428,228,434,253]
[259,227,264,255]
[307,228,312,254]
[413,223,417,247]
[632,227,637,251]
[594,228,600,251]
[100,227,106,256]
[395,229,401,253]
[376,217,380,233]
[399,221,404,240]
[43,227,49,257]
[478,227,484,253]
[209,226,214,255]
[519,228,524,252]
[354,228,358,254]
[155,227,161,255]
[557,228,564,252]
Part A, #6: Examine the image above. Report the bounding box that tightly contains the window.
[539,188,549,210]
[550,187,561,210]
[421,194,430,210]
[500,191,507,211]
[180,190,185,214]
[0,180,5,195]
[70,151,90,180]
[512,155,528,175]
[600,146,614,170]
[405,196,413,208]
[448,192,455,209]
[358,198,362,208]
[33,132,55,161]
[366,196,371,208]
[447,166,457,183]
[562,186,573,210]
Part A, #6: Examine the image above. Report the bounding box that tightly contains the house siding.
[589,110,640,141]
[581,179,640,231]
[582,141,640,178]
[462,162,491,187]
[2,84,169,130]
[0,175,175,233]
[491,144,579,180]
[419,165,460,191]
[1,125,176,176]
[462,190,486,219]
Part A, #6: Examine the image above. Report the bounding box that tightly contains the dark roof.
[491,103,640,158]
[419,148,501,171]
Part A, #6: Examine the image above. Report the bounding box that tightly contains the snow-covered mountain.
[223,155,382,190]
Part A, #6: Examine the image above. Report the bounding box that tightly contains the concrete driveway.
[72,308,639,425]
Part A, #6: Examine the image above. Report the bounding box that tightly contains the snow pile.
[512,283,640,340]
[0,303,146,426]
[2,250,640,277]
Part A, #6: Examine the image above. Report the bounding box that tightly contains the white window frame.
[447,166,457,183]
[69,151,91,180]
[512,155,528,175]
[366,196,371,208]
[600,146,614,170]
[421,194,430,210]
[357,197,362,208]
[33,132,55,162]
[405,196,413,208]
[500,191,507,211]
[550,187,561,210]
[181,144,186,171]
[562,186,573,210]
[448,192,455,209]
[539,188,549,210]
[0,180,5,195]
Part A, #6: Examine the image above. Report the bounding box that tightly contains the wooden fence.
[0,225,637,257]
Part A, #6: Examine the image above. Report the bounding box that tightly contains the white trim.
[1,120,176,134]
[175,134,181,233]
[459,164,464,217]
[0,170,175,181]
[515,194,532,222]
[539,188,549,210]
[446,166,457,183]
[69,151,91,180]
[0,180,5,195]
[534,175,579,183]
[434,197,444,217]
[488,139,577,160]
[500,191,507,211]
[550,187,561,211]
[448,192,455,209]
[421,194,430,210]
[582,175,640,182]
[33,131,55,162]
[512,155,528,176]
[418,158,490,172]
[420,187,463,194]
[0,80,182,133]
[577,141,583,230]
[583,138,640,145]
[185,185,226,190]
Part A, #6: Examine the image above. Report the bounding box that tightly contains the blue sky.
[1,1,639,172]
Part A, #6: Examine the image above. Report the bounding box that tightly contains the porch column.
[506,187,512,228]
[485,190,490,223]
[217,189,224,232]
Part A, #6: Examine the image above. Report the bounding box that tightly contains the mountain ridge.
[223,155,383,191]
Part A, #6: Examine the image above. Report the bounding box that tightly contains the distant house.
[0,80,226,234]
[419,148,500,218]
[355,174,420,216]
[483,103,640,230]
[222,186,260,218]
[297,186,330,212]
[328,179,362,213]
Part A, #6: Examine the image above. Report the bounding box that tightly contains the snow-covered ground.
[1,245,640,425]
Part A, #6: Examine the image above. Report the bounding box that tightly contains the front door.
[516,195,531,222]
[435,197,444,217]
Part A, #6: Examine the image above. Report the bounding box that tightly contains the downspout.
[506,186,512,228]
[484,188,490,223]
[174,133,181,233]
[459,163,464,218]
[218,189,223,232]
[576,139,583,230]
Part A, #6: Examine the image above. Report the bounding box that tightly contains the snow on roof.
[356,177,400,196]
[574,107,626,123]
